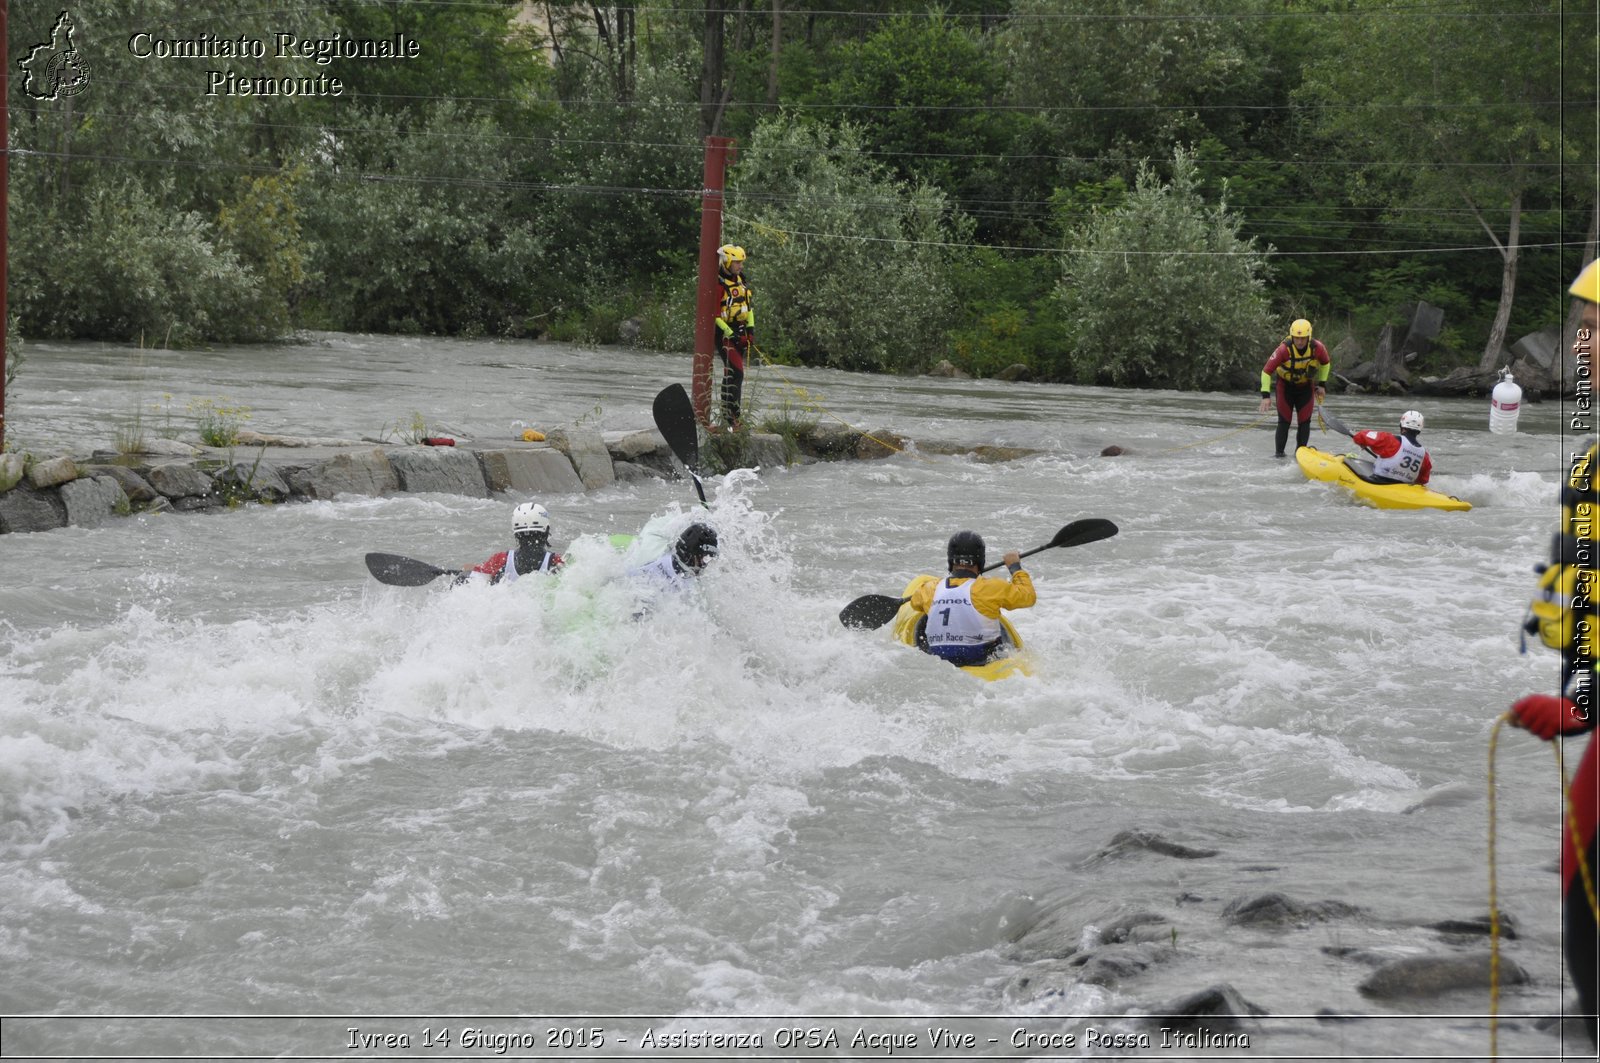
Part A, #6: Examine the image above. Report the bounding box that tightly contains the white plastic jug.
[1490,369,1522,434]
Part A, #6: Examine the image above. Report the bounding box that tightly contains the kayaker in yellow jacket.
[714,244,754,429]
[908,531,1036,666]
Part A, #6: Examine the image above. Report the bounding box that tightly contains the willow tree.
[1299,0,1581,370]
[1059,148,1274,390]
[727,115,972,372]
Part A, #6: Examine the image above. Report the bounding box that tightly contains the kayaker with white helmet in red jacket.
[462,501,564,585]
[1351,410,1433,485]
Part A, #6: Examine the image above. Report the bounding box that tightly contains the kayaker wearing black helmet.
[628,521,719,588]
[907,531,1035,666]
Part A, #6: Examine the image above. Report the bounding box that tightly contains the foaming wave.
[1447,468,1551,509]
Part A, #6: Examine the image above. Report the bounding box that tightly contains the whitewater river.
[0,334,1590,1060]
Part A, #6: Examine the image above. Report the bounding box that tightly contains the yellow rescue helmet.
[1571,259,1600,304]
[1289,319,1313,340]
[717,244,746,270]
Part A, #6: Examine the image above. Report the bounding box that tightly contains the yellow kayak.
[890,576,1035,681]
[1295,446,1471,511]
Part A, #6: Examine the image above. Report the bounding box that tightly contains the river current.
[0,333,1590,1059]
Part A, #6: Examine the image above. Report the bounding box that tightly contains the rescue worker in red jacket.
[908,531,1035,667]
[1257,318,1331,458]
[1507,258,1599,1044]
[1351,410,1433,485]
[463,501,563,585]
[714,244,755,429]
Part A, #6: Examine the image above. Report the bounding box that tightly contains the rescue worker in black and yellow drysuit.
[1257,318,1332,458]
[714,244,755,428]
[1506,258,1600,1045]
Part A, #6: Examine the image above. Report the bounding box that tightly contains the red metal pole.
[1,0,9,452]
[692,135,736,425]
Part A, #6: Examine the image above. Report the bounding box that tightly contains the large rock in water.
[59,475,129,528]
[388,445,489,497]
[1220,892,1362,927]
[1138,983,1267,1035]
[81,464,159,503]
[1357,950,1528,999]
[0,483,68,533]
[284,448,399,499]
[544,428,615,491]
[0,453,25,492]
[1369,324,1410,389]
[478,448,585,495]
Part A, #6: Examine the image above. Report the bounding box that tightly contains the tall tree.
[1300,0,1582,369]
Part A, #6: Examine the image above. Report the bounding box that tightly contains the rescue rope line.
[1150,411,1269,454]
[1485,711,1600,1060]
[1487,713,1506,1059]
[747,343,934,463]
[748,342,1277,461]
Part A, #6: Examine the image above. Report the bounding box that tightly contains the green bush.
[14,179,273,345]
[1058,148,1275,389]
[947,250,1072,378]
[298,103,545,335]
[727,116,972,373]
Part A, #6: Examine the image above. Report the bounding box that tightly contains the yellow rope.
[746,343,1276,460]
[1151,411,1270,454]
[1488,713,1506,1059]
[746,343,933,462]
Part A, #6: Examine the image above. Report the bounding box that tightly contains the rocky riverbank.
[0,420,1010,536]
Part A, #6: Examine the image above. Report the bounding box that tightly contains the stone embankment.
[0,420,1014,535]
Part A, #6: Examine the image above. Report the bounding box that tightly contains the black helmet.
[947,530,985,572]
[675,523,719,571]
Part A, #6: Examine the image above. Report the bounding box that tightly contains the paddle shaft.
[882,541,1066,608]
[837,518,1118,630]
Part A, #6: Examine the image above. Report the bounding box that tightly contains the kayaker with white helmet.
[1351,410,1433,485]
[1257,318,1332,458]
[461,501,564,585]
[907,531,1035,667]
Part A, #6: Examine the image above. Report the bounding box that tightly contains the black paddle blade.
[839,594,909,631]
[1048,517,1119,551]
[652,383,701,470]
[365,552,454,587]
[1318,406,1355,438]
